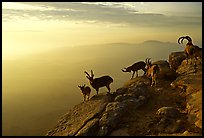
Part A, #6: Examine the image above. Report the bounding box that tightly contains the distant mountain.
[7,40,184,63]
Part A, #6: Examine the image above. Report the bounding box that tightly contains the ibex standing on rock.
[78,84,91,101]
[178,35,202,65]
[85,70,113,95]
[122,59,148,79]
[145,58,160,87]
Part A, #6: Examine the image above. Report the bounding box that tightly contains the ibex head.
[145,58,152,69]
[84,70,94,82]
[78,84,85,90]
[178,36,192,45]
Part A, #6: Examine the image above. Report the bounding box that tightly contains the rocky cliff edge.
[46,50,202,136]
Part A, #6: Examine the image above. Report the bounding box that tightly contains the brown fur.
[85,70,113,95]
[78,85,91,101]
[122,61,147,79]
[145,58,160,87]
[178,36,202,64]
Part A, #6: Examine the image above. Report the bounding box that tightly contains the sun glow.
[2,2,53,11]
[2,2,202,60]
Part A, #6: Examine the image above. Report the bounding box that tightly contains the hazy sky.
[2,2,202,59]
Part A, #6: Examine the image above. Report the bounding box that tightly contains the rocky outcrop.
[170,52,202,132]
[46,93,112,136]
[46,77,152,136]
[46,50,202,136]
[152,60,177,79]
[169,51,186,71]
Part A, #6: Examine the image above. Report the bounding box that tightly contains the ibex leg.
[131,71,135,79]
[96,88,99,95]
[106,85,111,92]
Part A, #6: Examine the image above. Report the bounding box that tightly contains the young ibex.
[178,36,202,64]
[78,84,91,101]
[145,58,160,87]
[122,59,148,79]
[84,70,113,95]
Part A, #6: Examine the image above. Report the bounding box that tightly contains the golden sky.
[2,2,202,59]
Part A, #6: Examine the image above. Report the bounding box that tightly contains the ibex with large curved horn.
[145,58,160,87]
[178,35,202,64]
[85,70,113,95]
[122,59,148,79]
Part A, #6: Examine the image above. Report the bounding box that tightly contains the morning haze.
[2,2,202,136]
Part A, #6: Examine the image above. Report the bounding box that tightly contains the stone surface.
[75,118,99,136]
[46,93,111,136]
[109,128,130,136]
[156,107,181,118]
[152,60,177,79]
[99,101,127,132]
[169,51,186,71]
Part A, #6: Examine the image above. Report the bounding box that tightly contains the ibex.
[178,36,202,64]
[122,59,148,79]
[78,84,91,101]
[145,58,160,87]
[84,70,113,95]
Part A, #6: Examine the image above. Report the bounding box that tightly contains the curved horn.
[84,71,90,77]
[91,70,94,77]
[185,36,192,42]
[178,36,192,44]
[145,58,148,63]
[147,58,151,64]
[178,36,185,44]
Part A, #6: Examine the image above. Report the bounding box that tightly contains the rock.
[97,126,108,136]
[176,62,197,75]
[75,118,99,136]
[122,96,146,110]
[115,87,128,95]
[172,59,202,132]
[99,89,147,135]
[182,130,202,136]
[127,82,150,99]
[46,93,110,136]
[171,119,186,133]
[109,128,130,136]
[170,79,188,93]
[152,60,177,79]
[99,101,127,131]
[186,89,202,129]
[156,107,181,119]
[195,119,202,129]
[114,94,126,102]
[169,51,186,71]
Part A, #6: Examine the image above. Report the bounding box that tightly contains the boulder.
[156,107,181,119]
[152,60,177,79]
[169,51,186,71]
[98,101,127,135]
[75,118,99,136]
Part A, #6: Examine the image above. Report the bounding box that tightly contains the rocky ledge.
[46,50,202,136]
